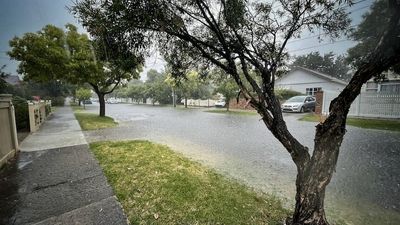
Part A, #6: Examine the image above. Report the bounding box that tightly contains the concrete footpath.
[0,106,129,225]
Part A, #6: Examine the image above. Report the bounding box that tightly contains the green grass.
[90,140,289,225]
[205,109,258,116]
[72,106,117,130]
[299,114,400,132]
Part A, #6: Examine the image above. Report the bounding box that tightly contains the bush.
[44,96,65,106]
[275,89,302,101]
[12,96,29,131]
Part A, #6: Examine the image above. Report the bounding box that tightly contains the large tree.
[8,24,143,116]
[72,1,400,224]
[292,52,351,81]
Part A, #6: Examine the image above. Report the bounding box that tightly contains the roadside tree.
[8,24,143,117]
[75,87,91,109]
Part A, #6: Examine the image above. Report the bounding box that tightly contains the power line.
[289,39,353,53]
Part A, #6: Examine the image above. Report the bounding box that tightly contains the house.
[275,67,347,95]
[363,71,400,94]
[1,75,21,86]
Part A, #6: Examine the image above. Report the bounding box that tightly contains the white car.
[107,98,119,104]
[281,96,316,113]
[215,100,226,107]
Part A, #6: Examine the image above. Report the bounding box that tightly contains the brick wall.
[228,98,254,110]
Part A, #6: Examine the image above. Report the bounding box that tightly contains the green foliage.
[76,88,92,102]
[275,89,302,101]
[347,0,400,75]
[291,52,350,81]
[90,140,289,224]
[126,80,146,103]
[144,70,172,105]
[12,96,29,131]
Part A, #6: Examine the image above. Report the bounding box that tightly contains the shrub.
[275,89,302,101]
[12,96,29,131]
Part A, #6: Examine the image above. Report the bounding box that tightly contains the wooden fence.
[321,91,400,119]
[0,94,18,168]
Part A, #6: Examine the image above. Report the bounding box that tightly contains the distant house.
[363,71,400,94]
[275,67,347,96]
[1,75,21,86]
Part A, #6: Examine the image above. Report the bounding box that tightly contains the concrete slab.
[0,144,129,225]
[19,106,87,152]
[33,196,129,225]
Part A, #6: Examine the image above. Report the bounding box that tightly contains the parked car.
[83,99,92,104]
[215,100,226,107]
[281,96,315,113]
[106,98,119,104]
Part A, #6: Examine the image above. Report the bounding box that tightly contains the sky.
[0,0,373,79]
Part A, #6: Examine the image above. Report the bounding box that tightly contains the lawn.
[72,106,117,130]
[205,109,258,116]
[90,140,289,225]
[300,113,400,132]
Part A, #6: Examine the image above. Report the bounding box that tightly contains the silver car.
[281,96,316,113]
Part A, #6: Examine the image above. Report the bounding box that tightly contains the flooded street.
[84,103,400,225]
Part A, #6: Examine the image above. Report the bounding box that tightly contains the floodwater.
[84,103,400,225]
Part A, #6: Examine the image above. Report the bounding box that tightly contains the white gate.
[322,91,400,119]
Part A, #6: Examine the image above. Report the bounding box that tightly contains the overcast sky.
[0,0,373,79]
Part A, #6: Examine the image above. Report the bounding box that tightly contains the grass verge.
[205,109,258,116]
[72,106,117,130]
[300,113,400,132]
[90,140,289,224]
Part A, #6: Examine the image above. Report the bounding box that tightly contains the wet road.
[84,103,400,225]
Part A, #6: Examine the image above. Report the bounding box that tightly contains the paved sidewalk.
[0,106,129,225]
[19,107,87,151]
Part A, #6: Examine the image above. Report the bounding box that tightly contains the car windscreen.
[286,96,306,102]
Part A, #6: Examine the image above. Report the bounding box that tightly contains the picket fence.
[322,91,400,119]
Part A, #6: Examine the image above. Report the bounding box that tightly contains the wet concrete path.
[0,106,128,225]
[83,103,400,225]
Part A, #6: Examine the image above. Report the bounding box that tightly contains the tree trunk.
[289,123,344,225]
[226,101,229,111]
[185,97,187,108]
[98,93,106,117]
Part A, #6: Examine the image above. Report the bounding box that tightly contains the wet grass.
[205,109,258,116]
[72,106,117,130]
[300,114,400,132]
[90,140,289,225]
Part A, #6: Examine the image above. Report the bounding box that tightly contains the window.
[306,87,322,96]
[365,82,378,92]
[380,83,400,94]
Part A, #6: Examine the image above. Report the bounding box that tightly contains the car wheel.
[300,106,304,113]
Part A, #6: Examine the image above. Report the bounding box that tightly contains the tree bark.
[98,93,106,117]
[226,100,229,111]
[185,97,188,108]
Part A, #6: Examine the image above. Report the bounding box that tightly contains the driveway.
[83,103,400,225]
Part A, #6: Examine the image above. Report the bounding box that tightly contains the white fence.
[322,91,400,119]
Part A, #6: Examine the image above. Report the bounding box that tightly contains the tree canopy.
[291,52,351,81]
[8,24,144,116]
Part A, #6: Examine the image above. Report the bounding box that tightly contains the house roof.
[1,75,21,85]
[277,67,348,86]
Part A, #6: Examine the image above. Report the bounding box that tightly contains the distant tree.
[292,52,351,81]
[0,65,10,92]
[8,24,143,117]
[212,69,238,111]
[72,1,400,224]
[75,87,92,109]
[144,70,171,105]
[127,81,146,104]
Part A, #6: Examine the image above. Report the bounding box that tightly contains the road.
[83,103,400,225]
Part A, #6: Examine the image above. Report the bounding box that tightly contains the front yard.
[90,140,289,224]
[300,113,400,132]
